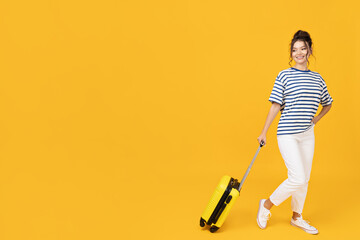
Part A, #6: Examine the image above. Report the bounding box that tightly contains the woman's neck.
[293,64,308,71]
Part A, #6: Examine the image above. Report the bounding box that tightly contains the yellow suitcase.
[200,143,264,233]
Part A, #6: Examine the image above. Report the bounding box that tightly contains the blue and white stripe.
[269,67,333,135]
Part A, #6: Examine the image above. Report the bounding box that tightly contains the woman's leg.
[269,134,307,207]
[289,127,319,235]
[291,126,315,216]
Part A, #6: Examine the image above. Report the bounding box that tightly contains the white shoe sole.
[256,200,266,229]
[290,221,319,235]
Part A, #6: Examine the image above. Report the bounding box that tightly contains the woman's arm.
[257,102,281,145]
[312,104,332,124]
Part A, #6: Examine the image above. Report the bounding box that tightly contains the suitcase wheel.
[200,218,206,227]
[210,226,219,233]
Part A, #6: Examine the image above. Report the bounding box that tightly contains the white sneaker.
[257,199,271,229]
[290,215,319,235]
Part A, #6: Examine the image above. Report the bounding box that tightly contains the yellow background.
[0,0,359,239]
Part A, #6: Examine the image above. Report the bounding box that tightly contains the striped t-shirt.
[269,67,333,135]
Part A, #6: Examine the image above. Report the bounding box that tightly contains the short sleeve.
[320,76,333,106]
[268,73,285,105]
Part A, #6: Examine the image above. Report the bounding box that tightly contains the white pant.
[269,124,315,214]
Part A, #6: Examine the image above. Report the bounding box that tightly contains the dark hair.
[288,30,314,67]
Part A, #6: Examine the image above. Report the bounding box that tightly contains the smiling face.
[292,40,311,66]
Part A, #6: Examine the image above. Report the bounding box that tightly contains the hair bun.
[294,30,310,38]
[293,30,312,47]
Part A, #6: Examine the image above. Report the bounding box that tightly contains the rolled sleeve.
[320,78,333,106]
[269,76,284,105]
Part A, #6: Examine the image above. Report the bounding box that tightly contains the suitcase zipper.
[208,178,237,225]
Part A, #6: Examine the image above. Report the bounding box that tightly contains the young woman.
[256,30,333,235]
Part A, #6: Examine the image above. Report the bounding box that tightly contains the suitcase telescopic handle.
[237,141,264,191]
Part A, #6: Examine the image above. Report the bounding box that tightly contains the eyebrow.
[293,46,307,49]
